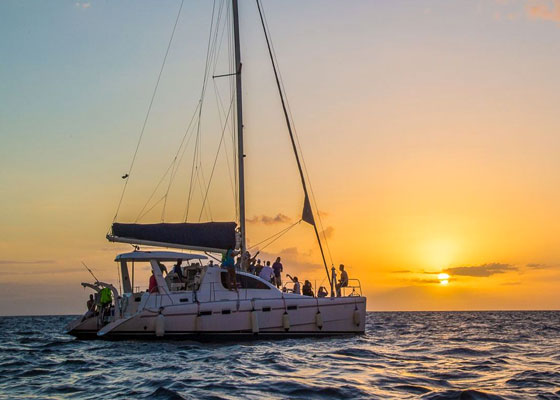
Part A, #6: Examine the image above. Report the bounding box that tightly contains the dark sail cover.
[302,195,315,226]
[111,222,237,251]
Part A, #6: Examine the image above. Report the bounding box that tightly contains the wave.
[434,347,493,357]
[421,389,506,400]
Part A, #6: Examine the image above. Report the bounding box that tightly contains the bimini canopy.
[108,222,238,253]
[115,251,208,263]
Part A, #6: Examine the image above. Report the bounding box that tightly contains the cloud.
[320,226,334,239]
[247,213,292,225]
[445,263,516,277]
[409,278,443,285]
[526,263,553,269]
[0,260,55,265]
[392,269,413,274]
[278,247,299,256]
[527,0,560,22]
[75,2,91,8]
[502,281,522,286]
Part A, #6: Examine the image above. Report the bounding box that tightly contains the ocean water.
[0,312,558,399]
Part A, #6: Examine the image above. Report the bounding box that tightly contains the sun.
[438,273,450,285]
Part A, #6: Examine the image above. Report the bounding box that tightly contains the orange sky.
[1,0,559,315]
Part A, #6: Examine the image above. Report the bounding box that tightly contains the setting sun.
[438,273,450,285]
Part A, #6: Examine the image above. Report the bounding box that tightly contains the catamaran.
[66,0,366,339]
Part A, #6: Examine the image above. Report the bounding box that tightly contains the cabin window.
[220,272,271,290]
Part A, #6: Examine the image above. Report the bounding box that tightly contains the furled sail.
[108,222,237,253]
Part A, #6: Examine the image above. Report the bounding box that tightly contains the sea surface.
[0,311,559,399]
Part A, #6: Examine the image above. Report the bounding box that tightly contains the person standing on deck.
[222,249,238,291]
[336,264,349,297]
[259,261,274,283]
[272,257,283,288]
[172,259,184,282]
[149,271,158,293]
[255,259,263,276]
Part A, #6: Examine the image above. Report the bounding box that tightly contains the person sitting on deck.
[259,261,274,283]
[149,271,158,293]
[302,280,314,297]
[172,259,184,282]
[87,294,95,312]
[82,294,95,321]
[286,274,301,294]
[317,286,328,298]
[336,264,349,297]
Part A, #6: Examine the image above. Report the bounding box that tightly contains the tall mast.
[232,0,246,254]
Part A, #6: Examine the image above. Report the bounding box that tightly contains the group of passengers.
[144,252,350,297]
[221,250,350,297]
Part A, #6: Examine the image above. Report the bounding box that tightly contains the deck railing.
[341,279,362,297]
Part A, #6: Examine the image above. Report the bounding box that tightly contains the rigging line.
[212,2,230,76]
[185,0,218,221]
[260,5,334,266]
[198,95,235,222]
[196,158,212,219]
[248,219,302,251]
[185,0,225,222]
[137,195,167,222]
[160,100,203,220]
[256,0,331,284]
[195,168,213,220]
[209,1,226,75]
[139,100,200,222]
[112,0,185,223]
[212,80,236,200]
[135,160,175,222]
[172,100,202,178]
[184,4,216,222]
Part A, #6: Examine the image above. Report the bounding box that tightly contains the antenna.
[81,261,99,283]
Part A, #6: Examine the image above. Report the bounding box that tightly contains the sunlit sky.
[1,0,559,315]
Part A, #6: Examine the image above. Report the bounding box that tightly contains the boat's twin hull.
[68,296,366,340]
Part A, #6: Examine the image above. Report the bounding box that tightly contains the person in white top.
[258,261,274,283]
[292,277,301,294]
[286,274,301,294]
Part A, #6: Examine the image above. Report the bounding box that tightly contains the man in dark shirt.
[272,257,283,288]
[336,264,349,297]
[172,259,184,282]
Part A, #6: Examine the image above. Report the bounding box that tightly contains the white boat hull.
[69,296,366,340]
